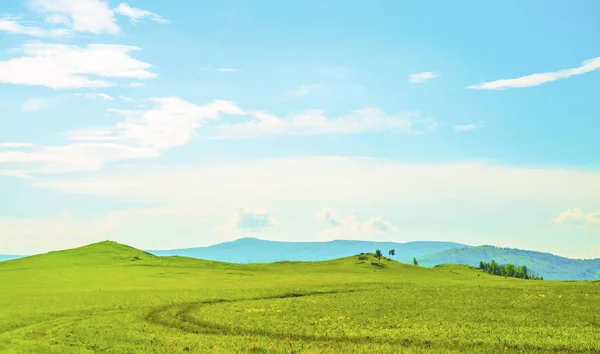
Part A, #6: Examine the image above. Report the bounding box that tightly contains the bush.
[358,255,368,261]
[371,262,387,268]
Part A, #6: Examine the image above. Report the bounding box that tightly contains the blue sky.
[0,0,599,258]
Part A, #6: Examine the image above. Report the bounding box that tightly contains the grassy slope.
[147,237,469,263]
[410,245,600,280]
[0,241,598,353]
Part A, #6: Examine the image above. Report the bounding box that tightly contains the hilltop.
[147,237,469,263]
[0,241,156,268]
[412,245,600,280]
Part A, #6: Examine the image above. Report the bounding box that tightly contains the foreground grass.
[0,242,598,353]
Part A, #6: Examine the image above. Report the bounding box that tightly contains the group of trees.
[373,249,419,266]
[479,260,543,280]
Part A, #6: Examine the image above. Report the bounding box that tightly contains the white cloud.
[0,18,71,37]
[31,0,120,34]
[409,72,438,84]
[44,14,69,25]
[20,1,167,37]
[209,108,437,139]
[21,97,58,112]
[283,85,320,100]
[113,3,169,24]
[466,57,600,90]
[118,95,135,102]
[317,207,396,237]
[75,93,115,100]
[454,124,478,132]
[215,206,281,233]
[554,208,600,229]
[70,98,245,150]
[0,97,438,176]
[0,98,245,175]
[0,43,156,89]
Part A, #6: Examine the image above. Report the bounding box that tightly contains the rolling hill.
[410,245,600,280]
[146,237,470,263]
[1,240,598,353]
[5,238,598,281]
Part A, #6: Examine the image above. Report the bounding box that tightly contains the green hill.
[0,241,598,353]
[1,240,156,268]
[410,245,600,280]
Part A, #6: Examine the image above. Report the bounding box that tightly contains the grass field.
[0,241,598,353]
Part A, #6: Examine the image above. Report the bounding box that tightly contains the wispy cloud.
[555,208,600,229]
[201,66,240,73]
[0,18,71,37]
[118,96,135,102]
[113,3,169,24]
[409,72,438,84]
[31,0,120,34]
[21,97,60,112]
[74,93,115,101]
[317,207,396,236]
[208,108,437,139]
[467,57,600,90]
[0,43,156,89]
[28,0,168,34]
[454,123,479,133]
[0,98,244,175]
[0,97,437,176]
[217,68,239,73]
[283,85,320,100]
[44,14,69,25]
[215,206,280,233]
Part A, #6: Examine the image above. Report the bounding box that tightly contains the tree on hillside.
[375,249,382,264]
[413,257,418,266]
[389,249,395,259]
[478,260,541,280]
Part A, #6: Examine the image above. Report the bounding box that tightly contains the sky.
[0,0,599,258]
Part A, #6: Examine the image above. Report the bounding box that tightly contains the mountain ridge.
[146,237,471,264]
[412,245,600,280]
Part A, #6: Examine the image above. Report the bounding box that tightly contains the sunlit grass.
[0,242,598,353]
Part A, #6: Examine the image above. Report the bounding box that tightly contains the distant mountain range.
[147,237,468,264]
[410,245,600,281]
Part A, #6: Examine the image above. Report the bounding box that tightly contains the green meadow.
[0,241,598,353]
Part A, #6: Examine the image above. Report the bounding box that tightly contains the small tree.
[413,257,418,266]
[388,249,395,259]
[375,249,382,264]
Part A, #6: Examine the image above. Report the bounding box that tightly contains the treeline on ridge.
[479,260,543,280]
